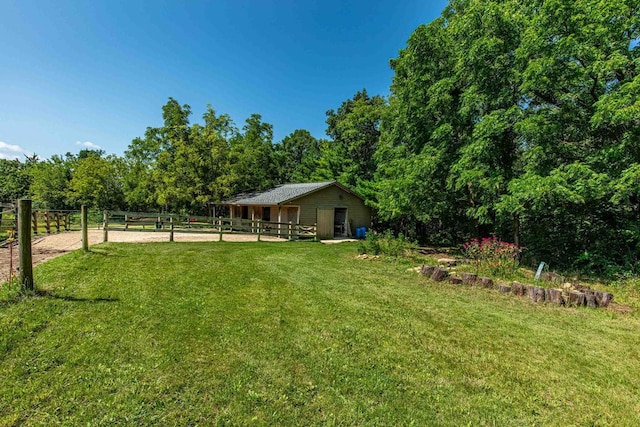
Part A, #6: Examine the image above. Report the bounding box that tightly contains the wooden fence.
[0,208,72,235]
[103,211,317,241]
[0,203,15,234]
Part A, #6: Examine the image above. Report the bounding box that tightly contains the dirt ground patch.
[0,229,286,283]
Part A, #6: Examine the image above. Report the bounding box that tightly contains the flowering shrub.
[462,236,523,276]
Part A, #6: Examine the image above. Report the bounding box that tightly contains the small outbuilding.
[222,181,371,239]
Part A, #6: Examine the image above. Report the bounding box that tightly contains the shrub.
[462,236,523,276]
[358,230,416,258]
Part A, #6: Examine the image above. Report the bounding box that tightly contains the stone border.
[420,265,614,309]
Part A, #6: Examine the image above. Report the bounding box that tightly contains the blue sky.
[0,0,448,160]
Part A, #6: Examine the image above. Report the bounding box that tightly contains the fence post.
[219,217,223,242]
[81,205,89,252]
[32,211,38,235]
[103,211,109,242]
[257,220,262,242]
[18,199,34,292]
[169,216,174,242]
[44,212,51,234]
[288,221,292,241]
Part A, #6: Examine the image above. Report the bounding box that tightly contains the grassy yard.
[1,242,639,425]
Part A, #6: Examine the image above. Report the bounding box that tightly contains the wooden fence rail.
[0,203,16,233]
[103,211,317,242]
[1,208,74,236]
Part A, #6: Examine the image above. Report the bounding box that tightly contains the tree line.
[1,0,638,275]
[0,91,383,215]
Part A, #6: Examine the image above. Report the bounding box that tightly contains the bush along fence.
[102,211,317,242]
[419,264,613,309]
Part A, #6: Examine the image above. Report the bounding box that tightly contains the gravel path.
[0,229,286,283]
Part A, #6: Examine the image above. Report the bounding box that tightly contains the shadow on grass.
[35,289,119,303]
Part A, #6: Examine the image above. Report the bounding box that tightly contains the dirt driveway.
[0,229,286,283]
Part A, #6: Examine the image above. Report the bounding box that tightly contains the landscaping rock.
[461,273,477,286]
[567,291,586,307]
[479,277,494,289]
[512,282,526,296]
[585,292,597,308]
[498,284,511,293]
[527,286,545,302]
[449,276,463,285]
[420,265,436,276]
[545,288,564,305]
[595,291,614,308]
[431,268,449,282]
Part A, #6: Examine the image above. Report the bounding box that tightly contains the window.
[262,206,271,221]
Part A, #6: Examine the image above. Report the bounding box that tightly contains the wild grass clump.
[357,230,416,259]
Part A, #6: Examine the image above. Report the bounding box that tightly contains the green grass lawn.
[1,242,639,425]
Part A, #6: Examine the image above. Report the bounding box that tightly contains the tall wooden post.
[257,220,262,242]
[103,211,109,243]
[169,216,174,242]
[18,199,34,292]
[81,205,89,252]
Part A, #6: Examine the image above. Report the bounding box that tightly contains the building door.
[317,208,334,239]
[286,207,298,223]
[334,208,347,237]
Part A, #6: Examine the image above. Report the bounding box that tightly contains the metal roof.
[224,181,355,205]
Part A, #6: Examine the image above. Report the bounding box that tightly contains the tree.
[375,0,640,272]
[0,156,34,202]
[124,99,240,213]
[29,155,74,210]
[316,90,386,190]
[68,151,125,210]
[274,129,320,183]
[227,114,278,194]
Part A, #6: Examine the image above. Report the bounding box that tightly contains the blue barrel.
[356,227,367,239]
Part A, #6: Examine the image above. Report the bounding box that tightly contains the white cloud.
[76,141,102,149]
[0,141,29,161]
[0,141,24,153]
[0,152,20,160]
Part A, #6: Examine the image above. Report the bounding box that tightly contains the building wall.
[281,184,372,231]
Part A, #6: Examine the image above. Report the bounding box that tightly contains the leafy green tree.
[0,157,35,202]
[124,99,239,213]
[68,152,125,210]
[227,114,278,194]
[29,155,74,210]
[375,0,640,272]
[274,129,320,183]
[316,90,386,190]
